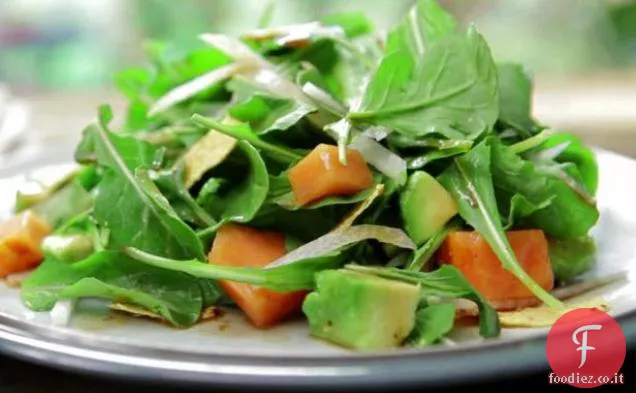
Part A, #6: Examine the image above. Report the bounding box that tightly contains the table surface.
[0,349,633,392]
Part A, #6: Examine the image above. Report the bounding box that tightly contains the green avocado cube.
[303,269,420,350]
[400,171,457,245]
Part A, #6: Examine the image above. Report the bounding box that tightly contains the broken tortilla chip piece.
[111,303,221,323]
[498,297,609,328]
[334,183,384,231]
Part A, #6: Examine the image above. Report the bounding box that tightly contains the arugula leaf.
[228,93,315,135]
[548,236,596,283]
[114,46,233,132]
[134,169,206,258]
[501,193,551,230]
[191,114,303,163]
[345,264,500,338]
[76,165,102,191]
[30,181,93,230]
[126,247,344,292]
[251,205,340,242]
[496,63,540,137]
[150,166,217,228]
[407,302,456,347]
[273,189,376,211]
[205,141,270,223]
[406,219,460,271]
[406,145,472,170]
[437,139,562,308]
[21,251,208,327]
[195,177,227,207]
[530,132,598,195]
[389,135,473,150]
[270,174,380,211]
[149,62,248,116]
[490,139,599,238]
[349,27,499,139]
[386,0,457,60]
[82,109,204,259]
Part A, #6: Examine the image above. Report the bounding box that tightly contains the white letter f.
[572,324,602,368]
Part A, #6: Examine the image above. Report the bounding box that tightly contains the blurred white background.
[0,0,635,170]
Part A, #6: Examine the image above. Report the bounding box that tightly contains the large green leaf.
[386,0,457,60]
[490,139,599,238]
[197,141,269,224]
[549,236,596,283]
[349,28,498,139]
[407,302,456,347]
[437,140,561,307]
[21,251,212,327]
[81,107,204,259]
[228,93,315,135]
[496,63,539,137]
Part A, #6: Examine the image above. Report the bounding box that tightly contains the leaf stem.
[124,247,268,286]
[191,114,302,163]
[510,129,554,154]
[196,221,224,240]
[347,81,474,120]
[406,220,459,271]
[452,157,563,309]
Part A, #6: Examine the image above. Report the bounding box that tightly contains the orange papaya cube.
[437,230,554,303]
[287,144,374,206]
[207,224,307,328]
[0,211,51,278]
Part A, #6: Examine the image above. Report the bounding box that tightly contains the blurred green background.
[1,0,636,91]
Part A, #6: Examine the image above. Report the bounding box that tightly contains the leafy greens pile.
[17,0,598,348]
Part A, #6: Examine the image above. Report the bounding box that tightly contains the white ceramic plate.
[0,149,634,389]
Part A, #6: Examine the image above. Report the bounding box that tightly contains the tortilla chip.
[110,303,222,323]
[498,297,609,328]
[334,183,384,231]
[110,302,163,320]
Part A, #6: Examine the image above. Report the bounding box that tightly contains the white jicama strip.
[49,300,76,327]
[350,134,407,184]
[276,26,344,47]
[242,22,322,40]
[266,224,415,268]
[242,22,344,47]
[200,33,321,119]
[249,68,312,105]
[148,62,251,116]
[200,34,313,104]
[199,33,267,63]
[248,22,320,40]
[302,83,347,117]
[533,140,571,161]
[362,126,392,141]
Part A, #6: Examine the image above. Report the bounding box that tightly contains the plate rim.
[0,147,634,388]
[0,308,633,388]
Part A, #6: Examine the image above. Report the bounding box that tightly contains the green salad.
[9,0,600,350]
